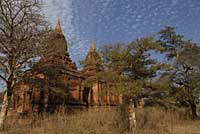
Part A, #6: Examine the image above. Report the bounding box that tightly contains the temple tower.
[82,39,104,77]
[42,19,77,69]
[82,40,104,106]
[50,19,68,56]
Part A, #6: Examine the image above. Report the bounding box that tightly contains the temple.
[10,20,122,114]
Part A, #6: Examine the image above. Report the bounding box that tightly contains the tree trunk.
[189,101,198,119]
[128,99,136,134]
[0,91,10,129]
[0,76,16,128]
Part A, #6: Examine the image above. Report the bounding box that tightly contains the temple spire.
[55,19,63,34]
[90,39,96,52]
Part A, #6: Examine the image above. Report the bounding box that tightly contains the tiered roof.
[82,40,104,77]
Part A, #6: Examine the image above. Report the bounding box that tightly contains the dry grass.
[1,106,200,134]
[136,107,200,134]
[2,107,128,134]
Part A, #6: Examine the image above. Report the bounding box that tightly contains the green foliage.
[177,44,200,66]
[99,37,163,96]
[99,26,200,117]
[158,26,185,59]
[157,26,200,118]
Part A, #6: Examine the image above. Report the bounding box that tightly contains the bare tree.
[0,0,54,127]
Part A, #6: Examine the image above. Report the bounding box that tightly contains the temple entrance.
[83,87,90,106]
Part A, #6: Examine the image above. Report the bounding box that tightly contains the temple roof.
[55,19,63,34]
[82,40,104,76]
[43,19,70,58]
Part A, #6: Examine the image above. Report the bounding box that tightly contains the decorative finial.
[90,39,96,52]
[55,19,63,33]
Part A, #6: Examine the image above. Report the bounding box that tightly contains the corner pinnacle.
[55,19,63,34]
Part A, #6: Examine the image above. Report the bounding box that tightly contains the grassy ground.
[136,107,200,134]
[1,106,200,134]
[2,107,128,134]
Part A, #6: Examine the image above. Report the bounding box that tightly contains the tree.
[100,37,162,97]
[158,26,200,119]
[99,37,163,133]
[0,0,54,127]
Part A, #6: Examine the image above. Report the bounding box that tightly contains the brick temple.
[10,20,122,114]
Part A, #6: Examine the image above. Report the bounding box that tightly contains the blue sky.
[44,0,200,62]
